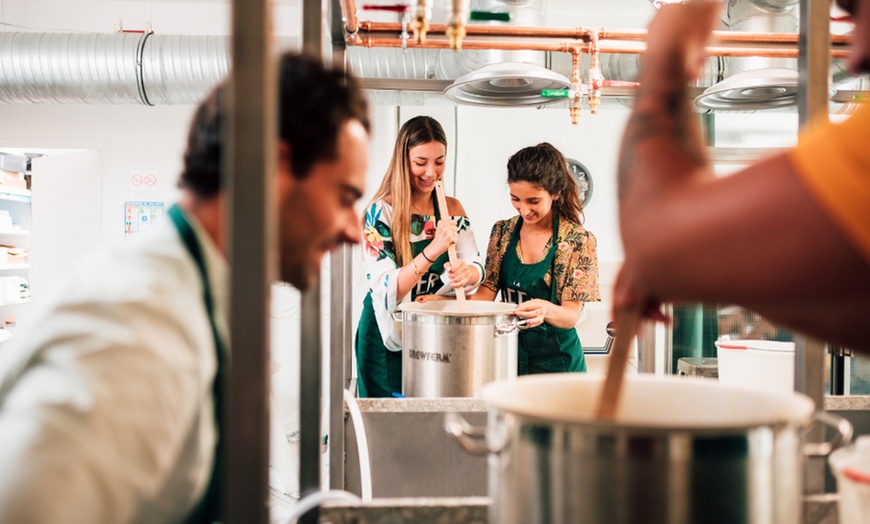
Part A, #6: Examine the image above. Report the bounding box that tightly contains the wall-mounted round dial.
[566,158,593,208]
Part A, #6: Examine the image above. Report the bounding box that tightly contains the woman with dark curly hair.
[470,142,600,375]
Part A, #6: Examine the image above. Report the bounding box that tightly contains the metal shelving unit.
[0,185,32,345]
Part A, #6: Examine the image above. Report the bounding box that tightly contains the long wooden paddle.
[434,181,467,308]
[594,305,642,420]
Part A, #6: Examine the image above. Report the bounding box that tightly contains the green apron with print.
[499,214,586,375]
[356,199,449,397]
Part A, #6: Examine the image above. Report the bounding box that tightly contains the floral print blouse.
[481,215,600,304]
[362,199,485,350]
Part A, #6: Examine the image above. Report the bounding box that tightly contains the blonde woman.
[355,116,484,397]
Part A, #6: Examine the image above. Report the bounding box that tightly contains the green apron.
[499,213,586,375]
[168,205,225,523]
[356,197,449,397]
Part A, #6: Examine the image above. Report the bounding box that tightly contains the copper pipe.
[596,41,850,59]
[355,21,851,47]
[353,36,588,53]
[358,21,592,39]
[587,32,603,115]
[446,0,466,49]
[553,37,850,59]
[339,0,360,35]
[601,28,851,46]
[411,0,431,44]
[571,49,582,84]
[569,48,582,124]
[703,45,850,59]
[350,35,849,60]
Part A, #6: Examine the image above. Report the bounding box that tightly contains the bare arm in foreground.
[615,0,870,351]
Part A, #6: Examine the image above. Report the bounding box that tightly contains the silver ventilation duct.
[0,32,296,105]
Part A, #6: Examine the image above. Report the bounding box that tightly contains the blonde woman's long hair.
[364,116,448,267]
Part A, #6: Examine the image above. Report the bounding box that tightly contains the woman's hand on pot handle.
[514,299,551,328]
[429,217,458,256]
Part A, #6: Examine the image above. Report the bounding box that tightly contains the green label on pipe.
[541,89,569,98]
[469,11,511,22]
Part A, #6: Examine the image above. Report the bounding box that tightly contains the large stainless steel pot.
[447,374,851,524]
[395,301,519,398]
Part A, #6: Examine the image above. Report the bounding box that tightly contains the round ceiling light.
[694,68,835,111]
[444,62,570,107]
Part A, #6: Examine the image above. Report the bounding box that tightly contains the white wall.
[359,103,628,265]
[348,103,630,356]
[0,0,303,250]
[0,104,196,244]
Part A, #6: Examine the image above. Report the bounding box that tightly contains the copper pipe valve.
[411,0,431,44]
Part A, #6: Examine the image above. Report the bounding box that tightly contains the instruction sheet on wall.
[125,201,164,240]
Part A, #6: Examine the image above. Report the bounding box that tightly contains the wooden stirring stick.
[434,181,467,308]
[595,305,642,420]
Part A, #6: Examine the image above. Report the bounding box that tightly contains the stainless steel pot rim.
[398,300,517,317]
[481,373,816,430]
[399,315,516,325]
[496,411,797,435]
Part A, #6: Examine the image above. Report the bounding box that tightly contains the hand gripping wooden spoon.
[595,305,642,420]
[434,181,467,309]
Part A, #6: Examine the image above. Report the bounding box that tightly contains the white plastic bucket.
[829,435,870,524]
[715,339,795,395]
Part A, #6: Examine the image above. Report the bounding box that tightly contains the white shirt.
[0,210,228,523]
[361,199,484,351]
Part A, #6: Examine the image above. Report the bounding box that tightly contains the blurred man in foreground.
[0,52,369,522]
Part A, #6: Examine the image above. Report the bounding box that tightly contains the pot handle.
[804,411,854,457]
[495,316,520,336]
[392,310,403,323]
[444,412,490,455]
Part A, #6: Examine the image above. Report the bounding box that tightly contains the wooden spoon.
[434,181,467,308]
[594,305,642,420]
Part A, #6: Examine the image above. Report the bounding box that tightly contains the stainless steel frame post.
[327,10,352,490]
[299,0,328,522]
[796,0,831,495]
[226,0,275,521]
[329,244,354,490]
[299,282,323,513]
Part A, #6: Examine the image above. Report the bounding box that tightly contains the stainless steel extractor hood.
[441,0,569,107]
[695,0,809,111]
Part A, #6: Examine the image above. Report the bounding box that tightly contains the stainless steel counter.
[329,397,868,522]
[283,495,840,523]
[353,398,487,412]
[344,398,488,498]
[320,497,488,523]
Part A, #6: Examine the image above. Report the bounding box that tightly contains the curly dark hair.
[179,52,370,197]
[507,142,584,225]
